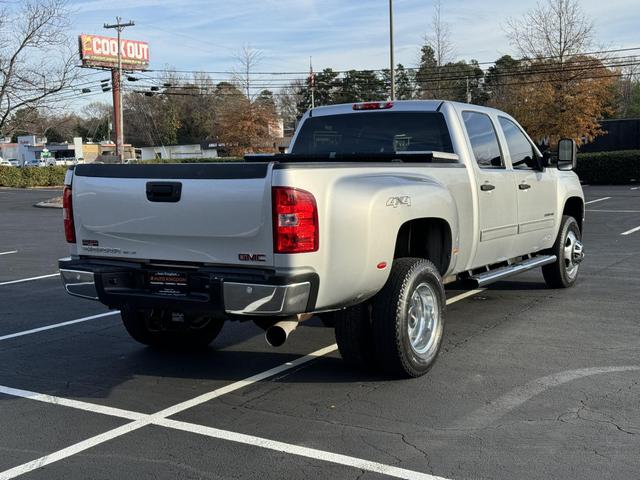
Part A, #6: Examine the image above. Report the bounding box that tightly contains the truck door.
[497,116,557,255]
[461,111,518,268]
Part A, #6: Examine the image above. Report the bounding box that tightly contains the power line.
[132,71,635,98]
[127,59,640,93]
[140,46,640,76]
[123,55,640,93]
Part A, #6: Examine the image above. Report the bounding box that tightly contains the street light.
[389,0,395,101]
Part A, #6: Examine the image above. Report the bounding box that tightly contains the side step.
[470,255,557,287]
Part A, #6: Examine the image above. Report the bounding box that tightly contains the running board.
[470,255,557,287]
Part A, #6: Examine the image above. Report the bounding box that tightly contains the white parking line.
[157,418,447,480]
[0,273,59,286]
[454,366,640,430]
[587,209,640,213]
[621,225,640,236]
[631,187,639,190]
[0,311,120,342]
[0,250,18,256]
[0,382,446,480]
[0,289,484,479]
[584,196,611,205]
[0,385,143,421]
[446,288,485,304]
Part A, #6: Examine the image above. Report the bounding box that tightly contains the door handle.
[146,181,182,202]
[480,184,495,191]
[518,183,531,190]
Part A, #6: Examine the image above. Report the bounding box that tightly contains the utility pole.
[309,56,315,109]
[389,0,396,100]
[104,17,135,163]
[466,76,471,103]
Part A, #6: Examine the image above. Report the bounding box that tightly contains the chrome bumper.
[60,267,311,316]
[223,282,311,316]
[60,269,99,300]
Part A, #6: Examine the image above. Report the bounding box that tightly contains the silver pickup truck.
[59,100,585,378]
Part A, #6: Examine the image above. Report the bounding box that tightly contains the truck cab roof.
[308,99,511,118]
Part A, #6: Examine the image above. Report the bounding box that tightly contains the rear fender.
[320,173,459,309]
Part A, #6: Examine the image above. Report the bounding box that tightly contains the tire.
[542,215,583,288]
[334,303,377,371]
[372,258,446,378]
[121,307,224,348]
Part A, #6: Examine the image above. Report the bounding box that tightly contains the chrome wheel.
[563,230,583,279]
[407,282,441,356]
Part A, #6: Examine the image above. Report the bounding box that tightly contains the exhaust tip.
[265,326,287,347]
[264,319,299,347]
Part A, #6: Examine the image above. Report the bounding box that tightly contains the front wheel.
[372,258,446,378]
[542,215,584,288]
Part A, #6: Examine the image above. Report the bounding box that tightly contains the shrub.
[576,150,640,185]
[0,166,68,188]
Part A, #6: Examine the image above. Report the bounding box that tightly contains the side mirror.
[557,138,577,171]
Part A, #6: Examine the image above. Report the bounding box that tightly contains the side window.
[461,111,503,168]
[498,117,537,170]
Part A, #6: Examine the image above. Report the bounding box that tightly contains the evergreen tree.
[416,45,439,99]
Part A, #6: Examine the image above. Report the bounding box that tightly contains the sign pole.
[104,17,135,163]
[111,69,120,153]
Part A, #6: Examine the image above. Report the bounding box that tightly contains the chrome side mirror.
[557,138,577,171]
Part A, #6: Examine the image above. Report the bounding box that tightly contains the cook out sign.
[79,34,150,69]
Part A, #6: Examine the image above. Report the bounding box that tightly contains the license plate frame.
[148,270,189,297]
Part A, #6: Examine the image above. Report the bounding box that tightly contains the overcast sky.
[68,0,638,72]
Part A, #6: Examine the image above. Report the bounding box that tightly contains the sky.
[68,0,639,70]
[58,0,640,105]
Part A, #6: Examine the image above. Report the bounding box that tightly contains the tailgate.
[72,163,275,266]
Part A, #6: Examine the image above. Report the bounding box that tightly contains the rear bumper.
[58,258,317,317]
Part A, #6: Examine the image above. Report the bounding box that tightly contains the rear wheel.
[334,304,377,371]
[372,258,446,378]
[542,215,583,288]
[121,307,224,348]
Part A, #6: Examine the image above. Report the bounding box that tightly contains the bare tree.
[232,45,263,100]
[506,0,593,62]
[425,0,454,67]
[0,0,78,135]
[422,0,454,98]
[277,79,305,132]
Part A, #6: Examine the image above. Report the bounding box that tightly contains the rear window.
[290,112,454,157]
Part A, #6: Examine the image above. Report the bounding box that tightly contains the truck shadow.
[0,319,388,404]
[0,281,563,403]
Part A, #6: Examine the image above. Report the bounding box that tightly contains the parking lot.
[0,185,639,480]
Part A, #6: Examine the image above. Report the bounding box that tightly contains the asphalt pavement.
[0,185,638,480]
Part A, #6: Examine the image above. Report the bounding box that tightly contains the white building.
[136,143,219,161]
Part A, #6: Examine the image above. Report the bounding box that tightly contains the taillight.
[272,187,318,254]
[352,101,393,110]
[63,186,76,243]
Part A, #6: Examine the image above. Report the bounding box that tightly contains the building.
[5,136,135,165]
[580,118,640,152]
[0,139,18,161]
[136,142,219,161]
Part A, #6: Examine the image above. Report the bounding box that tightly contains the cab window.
[461,111,503,168]
[498,117,538,170]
